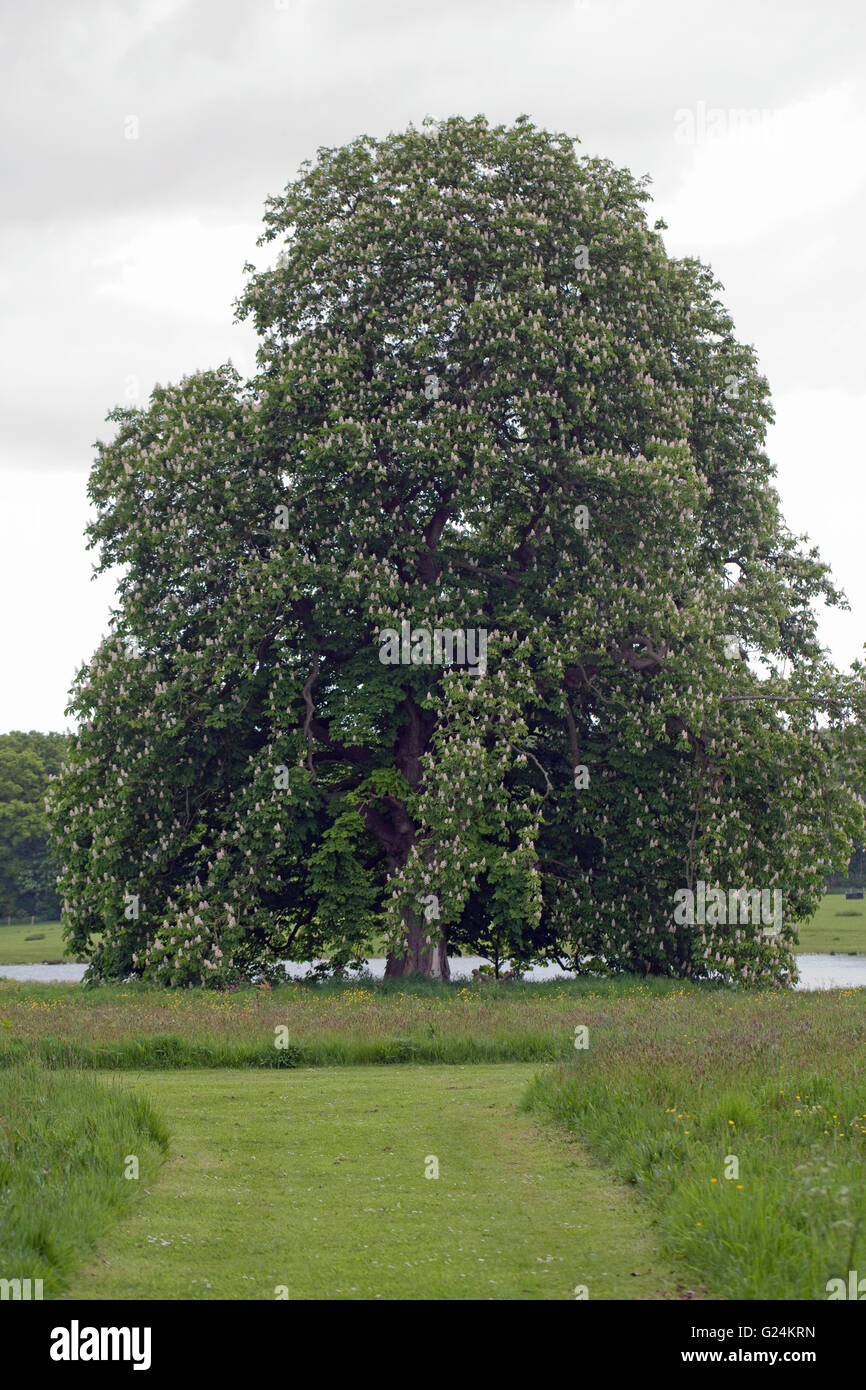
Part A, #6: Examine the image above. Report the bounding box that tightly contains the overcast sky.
[1,0,864,733]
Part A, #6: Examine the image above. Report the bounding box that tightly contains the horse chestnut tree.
[48,115,866,986]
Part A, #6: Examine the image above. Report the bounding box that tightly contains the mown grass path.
[61,1065,691,1301]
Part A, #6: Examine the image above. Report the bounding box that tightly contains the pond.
[1,953,865,990]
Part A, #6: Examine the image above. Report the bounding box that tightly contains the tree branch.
[450,557,518,587]
[563,698,580,769]
[302,654,321,777]
[513,744,553,802]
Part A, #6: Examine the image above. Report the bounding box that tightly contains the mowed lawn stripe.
[60,1065,691,1301]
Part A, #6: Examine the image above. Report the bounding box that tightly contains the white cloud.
[662,83,866,250]
[89,215,264,325]
[766,390,866,672]
[0,472,120,732]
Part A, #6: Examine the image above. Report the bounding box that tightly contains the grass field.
[59,1066,690,1301]
[794,894,866,953]
[2,903,865,1303]
[4,979,864,1299]
[0,920,71,965]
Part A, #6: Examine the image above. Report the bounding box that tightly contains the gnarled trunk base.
[385,910,450,979]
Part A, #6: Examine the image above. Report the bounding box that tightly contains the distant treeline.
[826,841,865,892]
[0,731,71,921]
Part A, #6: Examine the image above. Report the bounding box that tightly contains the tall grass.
[0,1030,566,1069]
[0,1061,169,1297]
[0,974,708,1069]
[522,988,866,1299]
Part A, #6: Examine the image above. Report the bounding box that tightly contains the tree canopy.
[48,114,866,987]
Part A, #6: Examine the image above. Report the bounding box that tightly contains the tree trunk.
[384,903,450,980]
[360,691,447,979]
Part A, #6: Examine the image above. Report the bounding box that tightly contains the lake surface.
[1,953,865,990]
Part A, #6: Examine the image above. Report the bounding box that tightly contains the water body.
[793,954,866,991]
[1,953,865,990]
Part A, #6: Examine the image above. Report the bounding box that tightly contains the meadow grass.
[3,960,866,1300]
[523,983,866,1299]
[59,1066,691,1301]
[0,1061,169,1298]
[0,974,711,1069]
